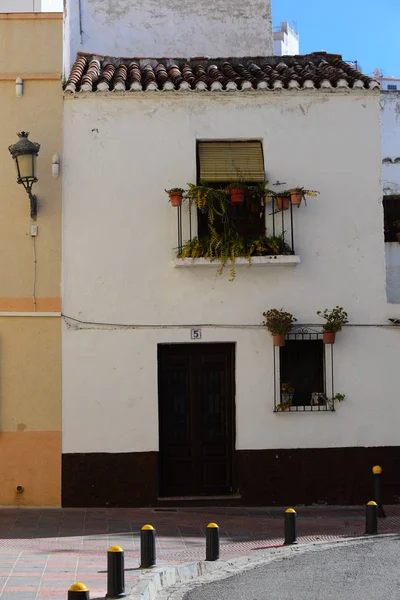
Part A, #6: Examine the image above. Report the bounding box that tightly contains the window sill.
[173,255,301,268]
[274,406,334,413]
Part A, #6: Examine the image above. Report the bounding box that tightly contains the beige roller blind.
[198,141,265,182]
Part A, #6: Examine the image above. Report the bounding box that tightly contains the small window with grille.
[387,85,398,91]
[273,330,335,412]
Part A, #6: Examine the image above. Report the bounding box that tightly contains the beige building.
[0,12,62,506]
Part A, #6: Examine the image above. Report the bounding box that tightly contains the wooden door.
[158,343,235,497]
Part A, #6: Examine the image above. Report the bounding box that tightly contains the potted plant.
[393,220,400,242]
[289,188,319,207]
[262,308,297,346]
[227,183,246,204]
[281,382,294,405]
[166,187,185,207]
[275,192,290,212]
[317,306,348,344]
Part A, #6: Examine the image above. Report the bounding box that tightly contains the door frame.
[157,342,237,498]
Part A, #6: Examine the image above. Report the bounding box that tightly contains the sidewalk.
[0,506,398,600]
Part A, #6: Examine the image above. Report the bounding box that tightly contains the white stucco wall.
[62,90,396,454]
[64,0,273,76]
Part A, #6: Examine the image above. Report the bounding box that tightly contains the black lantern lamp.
[8,132,40,220]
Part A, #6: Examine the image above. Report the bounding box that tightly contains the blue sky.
[272,0,399,76]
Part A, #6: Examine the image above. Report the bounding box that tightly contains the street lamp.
[8,132,40,220]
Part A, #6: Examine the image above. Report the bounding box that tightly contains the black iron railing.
[175,196,296,257]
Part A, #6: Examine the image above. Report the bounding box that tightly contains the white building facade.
[273,22,299,56]
[61,0,398,508]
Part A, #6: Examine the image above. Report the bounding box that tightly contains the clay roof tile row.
[65,53,379,94]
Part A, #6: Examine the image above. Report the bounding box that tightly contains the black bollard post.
[372,465,386,518]
[106,546,125,598]
[140,524,156,568]
[365,501,378,535]
[68,583,90,600]
[206,522,220,561]
[284,508,298,545]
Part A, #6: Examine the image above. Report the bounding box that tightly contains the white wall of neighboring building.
[381,91,400,303]
[381,77,400,91]
[63,0,273,77]
[62,90,391,455]
[381,91,400,195]
[273,22,299,56]
[0,0,41,10]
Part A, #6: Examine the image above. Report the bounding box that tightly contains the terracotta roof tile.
[65,53,379,94]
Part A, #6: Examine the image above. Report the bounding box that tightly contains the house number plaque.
[191,329,202,340]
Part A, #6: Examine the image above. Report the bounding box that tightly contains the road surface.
[185,538,400,600]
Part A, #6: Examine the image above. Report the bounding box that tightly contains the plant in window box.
[262,308,297,346]
[248,233,292,256]
[281,382,294,406]
[179,226,248,281]
[178,232,293,280]
[165,187,186,207]
[317,306,348,344]
[289,187,319,207]
[393,220,400,242]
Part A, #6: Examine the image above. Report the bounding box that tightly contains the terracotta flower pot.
[169,192,183,207]
[290,190,303,207]
[323,331,336,344]
[230,188,245,204]
[273,334,285,347]
[276,196,290,211]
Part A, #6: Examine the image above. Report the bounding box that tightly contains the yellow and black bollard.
[68,583,89,600]
[372,465,386,518]
[140,524,156,568]
[284,508,297,545]
[206,522,220,561]
[365,501,378,535]
[106,546,125,598]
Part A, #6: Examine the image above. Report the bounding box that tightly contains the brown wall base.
[62,447,400,507]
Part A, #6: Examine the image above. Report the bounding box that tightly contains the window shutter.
[198,141,265,182]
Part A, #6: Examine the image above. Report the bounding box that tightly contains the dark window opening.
[383,195,400,242]
[280,339,324,406]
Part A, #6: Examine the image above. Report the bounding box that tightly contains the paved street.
[0,506,398,600]
[185,537,400,600]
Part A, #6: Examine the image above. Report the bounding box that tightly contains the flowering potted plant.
[289,187,319,207]
[165,187,185,207]
[317,306,348,344]
[262,308,297,346]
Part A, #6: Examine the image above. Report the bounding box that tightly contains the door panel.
[158,343,235,497]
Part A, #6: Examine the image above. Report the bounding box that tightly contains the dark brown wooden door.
[158,343,235,497]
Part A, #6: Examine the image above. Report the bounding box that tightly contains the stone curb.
[127,534,398,600]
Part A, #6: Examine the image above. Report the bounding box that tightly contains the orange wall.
[0,431,61,506]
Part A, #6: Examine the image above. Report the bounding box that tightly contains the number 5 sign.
[191,329,202,340]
